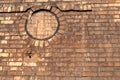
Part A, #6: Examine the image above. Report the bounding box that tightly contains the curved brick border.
[17,5,67,48]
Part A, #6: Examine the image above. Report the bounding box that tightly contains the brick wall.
[0,0,120,80]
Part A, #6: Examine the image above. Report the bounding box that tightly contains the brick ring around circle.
[17,5,66,47]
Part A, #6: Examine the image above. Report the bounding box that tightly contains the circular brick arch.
[17,5,66,47]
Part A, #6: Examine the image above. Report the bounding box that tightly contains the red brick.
[99,72,113,77]
[82,71,97,76]
[7,71,22,76]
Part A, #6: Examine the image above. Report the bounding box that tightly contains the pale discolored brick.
[36,0,48,2]
[0,66,2,71]
[24,0,35,2]
[9,62,22,66]
[1,40,7,44]
[1,20,14,24]
[14,76,21,80]
[23,62,37,66]
[0,49,3,52]
[76,77,91,80]
[0,53,9,57]
[20,6,24,11]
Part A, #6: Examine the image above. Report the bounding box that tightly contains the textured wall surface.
[0,0,120,80]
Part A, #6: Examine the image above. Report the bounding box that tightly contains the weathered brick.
[24,0,35,2]
[23,62,37,66]
[0,67,2,71]
[36,0,48,2]
[1,40,7,44]
[14,76,21,80]
[0,53,9,57]
[9,62,22,66]
[1,20,14,24]
[0,49,3,52]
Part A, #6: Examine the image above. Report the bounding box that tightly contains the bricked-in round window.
[18,6,66,47]
[26,10,59,40]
